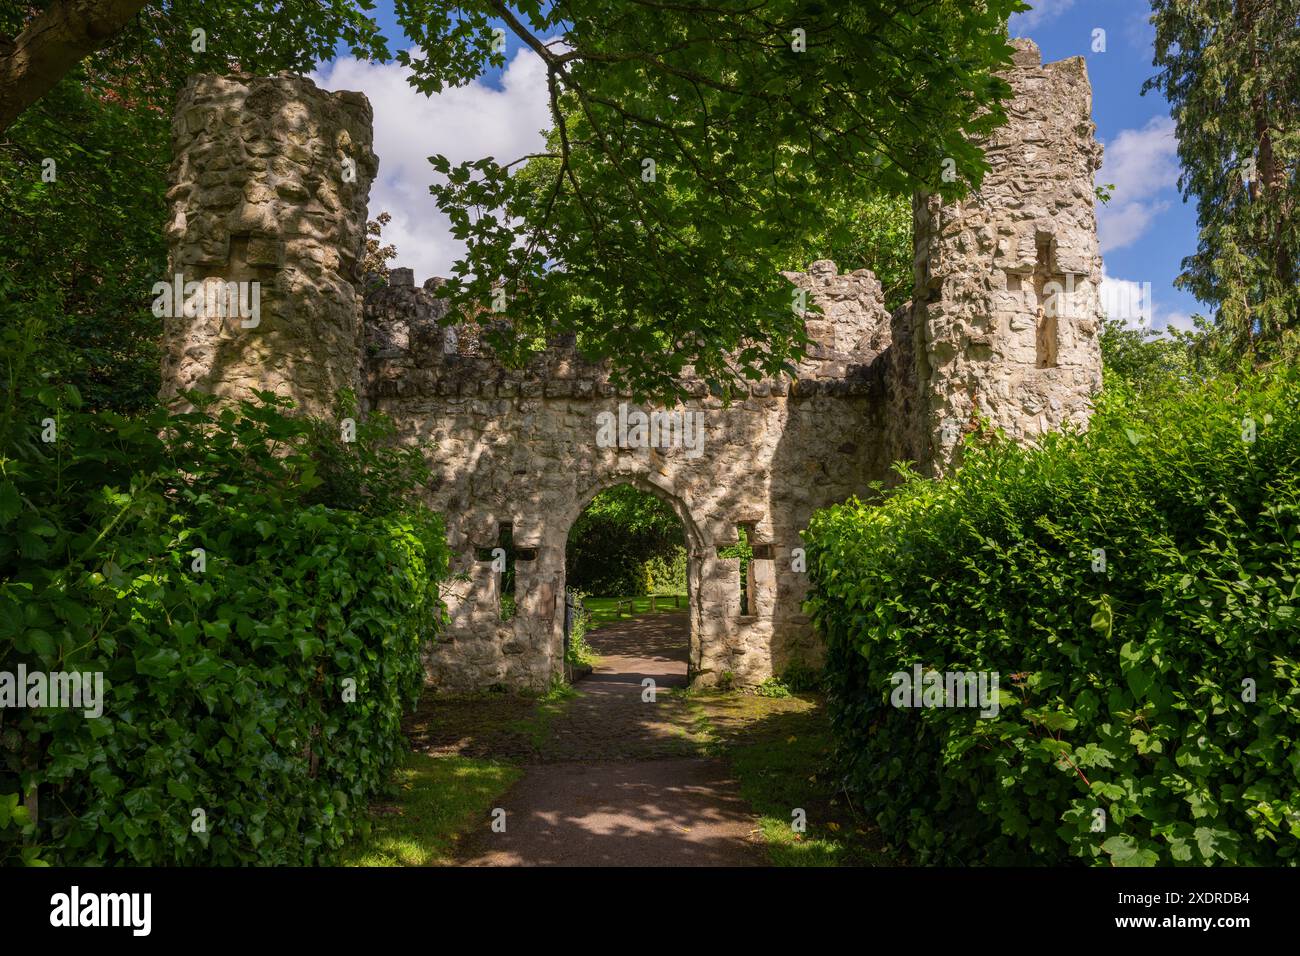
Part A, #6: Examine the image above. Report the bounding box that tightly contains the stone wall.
[160,40,1105,692]
[364,261,903,691]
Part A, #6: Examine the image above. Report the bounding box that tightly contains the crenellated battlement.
[360,260,900,402]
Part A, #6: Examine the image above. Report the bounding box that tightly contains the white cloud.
[1100,268,1152,330]
[311,48,552,282]
[1097,116,1180,252]
[1100,267,1195,334]
[1160,311,1197,333]
[1010,0,1077,33]
[1098,197,1171,252]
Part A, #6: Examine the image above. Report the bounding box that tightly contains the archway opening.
[563,483,690,686]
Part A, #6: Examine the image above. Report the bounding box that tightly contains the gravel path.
[456,611,767,866]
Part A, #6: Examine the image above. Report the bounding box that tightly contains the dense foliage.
[803,193,914,316]
[0,325,448,865]
[0,71,168,412]
[1,0,389,134]
[0,2,389,414]
[1146,0,1300,359]
[804,367,1300,866]
[640,547,687,597]
[1098,318,1201,394]
[410,0,1023,397]
[516,124,916,330]
[567,485,684,596]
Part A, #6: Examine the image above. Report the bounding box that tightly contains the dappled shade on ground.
[453,610,763,864]
[456,759,765,866]
[391,609,886,865]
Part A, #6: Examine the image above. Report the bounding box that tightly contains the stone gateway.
[161,40,1104,693]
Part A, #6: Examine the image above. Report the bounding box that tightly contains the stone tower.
[912,39,1105,475]
[160,74,378,417]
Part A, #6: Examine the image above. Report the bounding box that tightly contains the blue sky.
[317,0,1202,332]
[1010,0,1201,330]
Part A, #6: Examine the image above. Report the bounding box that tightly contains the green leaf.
[0,482,21,523]
[1102,835,1159,867]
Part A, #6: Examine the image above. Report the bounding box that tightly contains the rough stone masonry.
[161,39,1104,693]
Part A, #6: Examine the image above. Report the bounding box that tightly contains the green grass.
[583,593,687,627]
[506,678,577,747]
[342,751,522,866]
[725,707,893,866]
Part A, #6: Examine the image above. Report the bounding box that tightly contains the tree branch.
[0,0,149,134]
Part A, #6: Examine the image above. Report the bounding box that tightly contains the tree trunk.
[0,0,149,133]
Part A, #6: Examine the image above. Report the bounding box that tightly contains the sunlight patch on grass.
[342,751,521,867]
[583,593,687,628]
[726,708,892,867]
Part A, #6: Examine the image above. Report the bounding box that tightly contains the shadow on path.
[456,610,767,866]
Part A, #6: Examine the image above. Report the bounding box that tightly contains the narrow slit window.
[475,522,534,622]
[717,523,755,617]
[1033,239,1060,368]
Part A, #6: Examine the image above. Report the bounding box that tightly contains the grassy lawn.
[505,680,578,748]
[715,702,894,866]
[342,751,521,866]
[583,593,687,627]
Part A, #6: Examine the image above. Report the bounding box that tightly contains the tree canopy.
[1,1,389,132]
[401,0,1023,397]
[1146,0,1300,360]
[2,1,1022,403]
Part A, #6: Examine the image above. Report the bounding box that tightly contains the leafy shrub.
[1,326,448,864]
[641,546,687,595]
[777,662,823,695]
[755,662,823,699]
[754,677,792,699]
[0,792,44,866]
[564,589,597,670]
[1099,317,1197,393]
[0,73,169,414]
[804,368,1300,866]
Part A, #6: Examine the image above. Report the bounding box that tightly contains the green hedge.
[2,326,448,864]
[804,369,1300,866]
